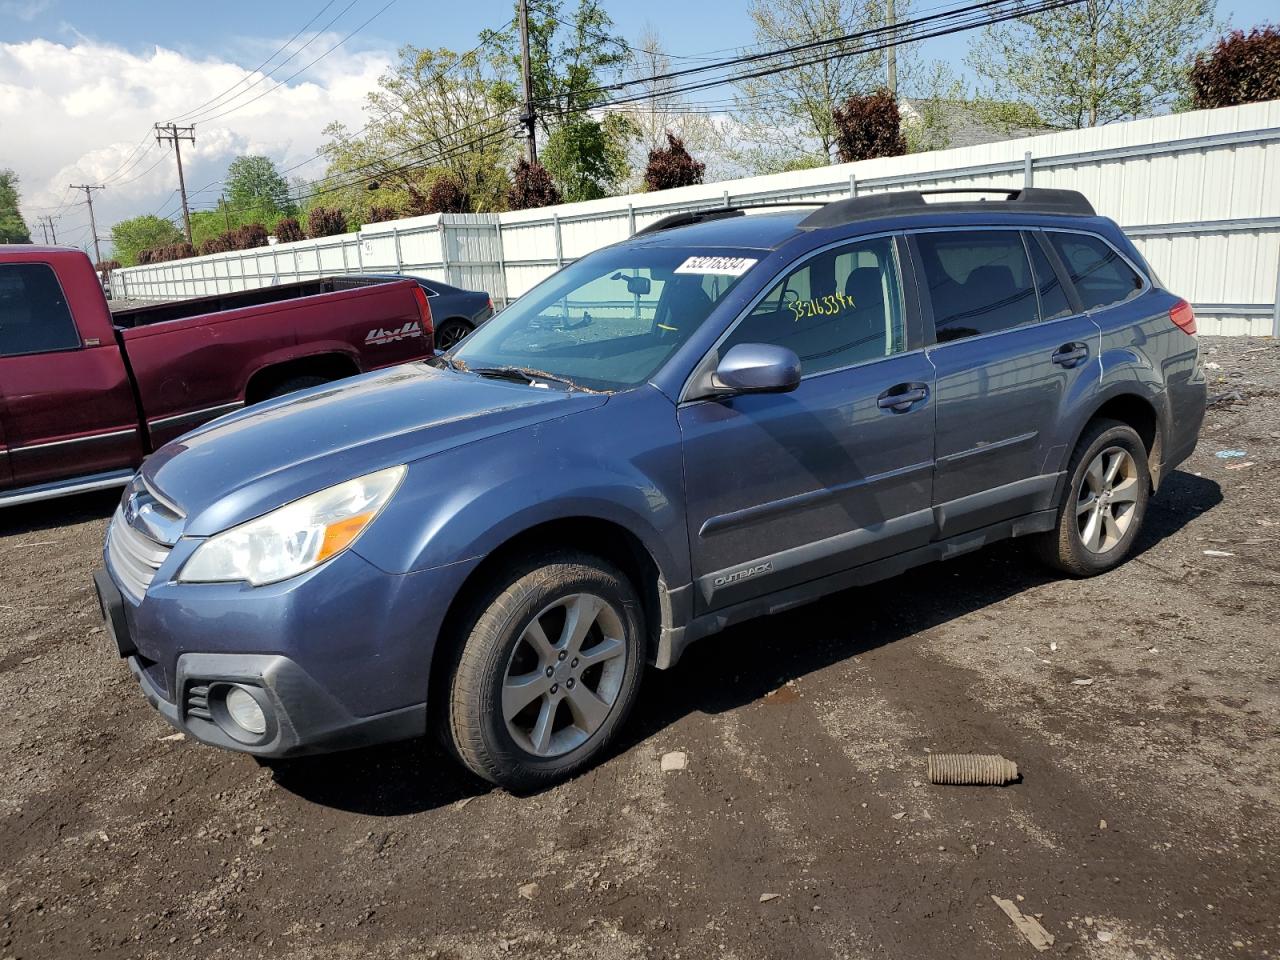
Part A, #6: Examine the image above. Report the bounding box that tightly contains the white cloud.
[0,35,391,251]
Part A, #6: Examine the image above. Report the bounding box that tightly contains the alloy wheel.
[501,593,627,757]
[1076,446,1140,554]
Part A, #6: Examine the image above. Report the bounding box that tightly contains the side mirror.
[713,343,801,395]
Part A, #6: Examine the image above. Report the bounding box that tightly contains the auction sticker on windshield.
[674,256,758,276]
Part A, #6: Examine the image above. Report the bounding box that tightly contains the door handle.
[1051,342,1090,367]
[877,383,929,412]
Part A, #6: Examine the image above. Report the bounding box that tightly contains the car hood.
[143,363,607,537]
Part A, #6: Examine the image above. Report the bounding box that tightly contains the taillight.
[1169,299,1196,336]
[412,285,434,335]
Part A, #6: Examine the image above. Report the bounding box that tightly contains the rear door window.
[1047,232,1144,311]
[1027,234,1073,321]
[914,230,1039,343]
[0,263,81,356]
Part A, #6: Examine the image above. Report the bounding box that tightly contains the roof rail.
[633,201,825,236]
[797,187,1095,230]
[634,209,744,236]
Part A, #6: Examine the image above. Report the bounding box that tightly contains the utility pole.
[886,0,897,98]
[155,123,196,243]
[36,218,48,244]
[221,191,231,232]
[517,0,538,164]
[39,215,57,244]
[68,184,104,264]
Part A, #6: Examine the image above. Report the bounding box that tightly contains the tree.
[0,170,32,244]
[644,133,706,191]
[615,27,722,188]
[483,0,635,199]
[483,0,630,134]
[275,217,304,243]
[306,207,347,239]
[425,176,469,214]
[833,90,907,161]
[225,156,295,226]
[320,45,517,219]
[967,0,1216,129]
[1189,25,1280,109]
[507,159,562,210]
[541,114,633,202]
[110,215,183,267]
[728,0,893,172]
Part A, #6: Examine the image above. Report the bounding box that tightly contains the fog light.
[225,686,267,735]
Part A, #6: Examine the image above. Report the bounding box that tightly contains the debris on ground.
[759,893,780,903]
[1203,550,1235,558]
[991,895,1055,952]
[518,883,540,901]
[927,753,1019,786]
[1215,449,1247,458]
[1071,678,1095,686]
[660,751,687,772]
[159,732,185,742]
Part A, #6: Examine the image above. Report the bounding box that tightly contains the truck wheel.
[1035,418,1151,577]
[435,318,473,351]
[447,552,645,791]
[261,375,329,401]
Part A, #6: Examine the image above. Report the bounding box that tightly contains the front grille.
[106,507,172,601]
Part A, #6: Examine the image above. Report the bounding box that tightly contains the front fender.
[353,388,690,586]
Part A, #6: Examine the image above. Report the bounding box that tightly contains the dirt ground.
[2,336,1278,960]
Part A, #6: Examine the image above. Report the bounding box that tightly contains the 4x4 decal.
[365,321,423,345]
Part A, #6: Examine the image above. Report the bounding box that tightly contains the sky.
[1,0,1273,255]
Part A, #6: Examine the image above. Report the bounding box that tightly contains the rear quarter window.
[0,263,81,356]
[1048,232,1144,311]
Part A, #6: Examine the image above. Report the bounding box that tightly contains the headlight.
[178,466,405,586]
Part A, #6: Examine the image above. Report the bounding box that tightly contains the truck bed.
[112,276,393,329]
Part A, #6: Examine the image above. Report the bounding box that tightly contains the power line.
[184,0,396,126]
[166,0,340,123]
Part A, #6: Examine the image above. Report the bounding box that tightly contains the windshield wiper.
[470,365,579,390]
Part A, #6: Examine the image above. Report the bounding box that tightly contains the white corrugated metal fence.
[115,100,1280,337]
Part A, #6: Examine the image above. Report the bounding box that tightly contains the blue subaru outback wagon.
[97,188,1206,790]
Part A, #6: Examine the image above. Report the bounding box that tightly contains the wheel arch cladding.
[426,516,668,725]
[1067,391,1165,492]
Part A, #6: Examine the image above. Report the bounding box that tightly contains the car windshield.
[448,245,760,392]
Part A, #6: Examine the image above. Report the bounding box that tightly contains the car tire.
[1035,418,1151,577]
[435,318,473,351]
[446,552,645,791]
[261,375,330,401]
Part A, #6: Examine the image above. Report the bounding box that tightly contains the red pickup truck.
[0,245,436,507]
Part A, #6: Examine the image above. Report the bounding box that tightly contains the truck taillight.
[1169,299,1196,336]
[412,285,433,334]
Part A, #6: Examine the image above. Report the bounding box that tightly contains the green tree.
[967,0,1216,128]
[541,114,633,202]
[320,45,517,219]
[109,215,183,267]
[0,170,33,244]
[726,0,901,172]
[484,0,635,199]
[225,156,295,227]
[483,0,630,133]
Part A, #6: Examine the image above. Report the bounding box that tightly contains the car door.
[0,261,142,490]
[910,228,1100,539]
[678,234,936,614]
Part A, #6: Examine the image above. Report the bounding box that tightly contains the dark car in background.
[98,188,1205,792]
[345,274,494,349]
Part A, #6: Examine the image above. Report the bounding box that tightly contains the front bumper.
[125,649,426,757]
[96,536,479,758]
